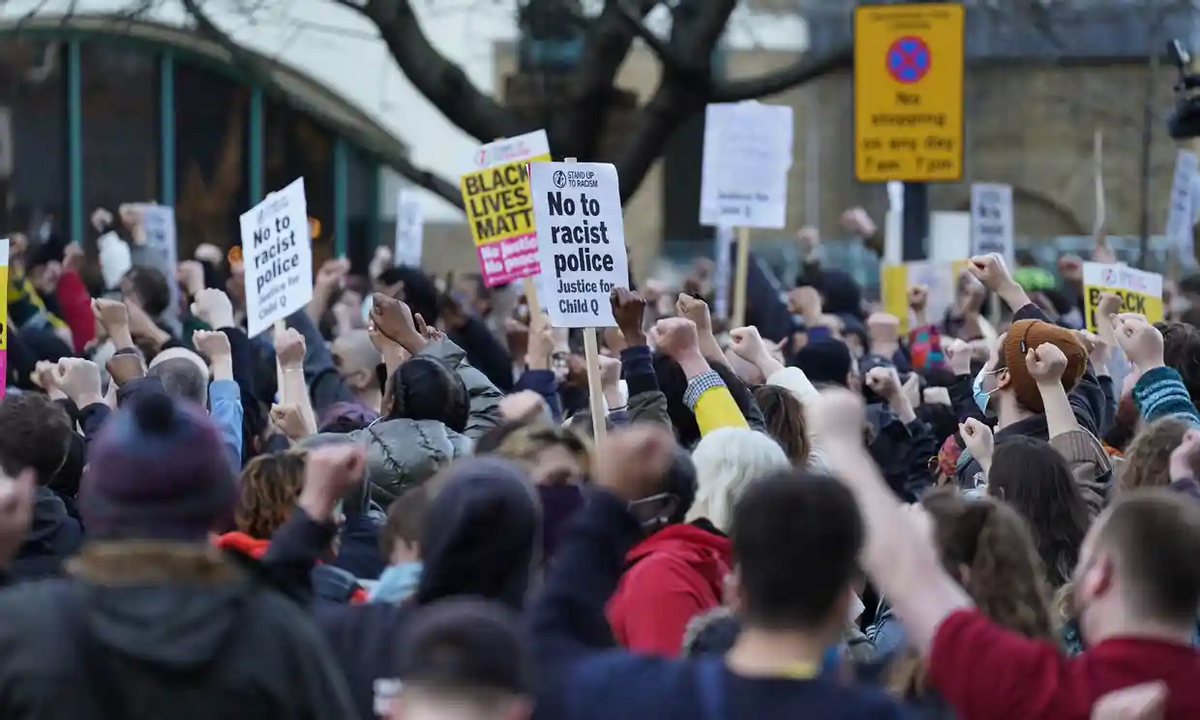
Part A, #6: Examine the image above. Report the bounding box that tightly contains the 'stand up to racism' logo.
[476,141,531,168]
[553,170,567,189]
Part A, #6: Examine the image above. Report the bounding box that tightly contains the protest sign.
[970,183,1013,263]
[881,260,967,334]
[1167,150,1198,255]
[700,102,793,230]
[713,225,734,320]
[239,178,312,338]
[530,161,628,328]
[0,239,7,397]
[1082,262,1163,333]
[465,130,550,172]
[461,160,541,287]
[462,131,551,288]
[394,188,424,267]
[132,204,178,309]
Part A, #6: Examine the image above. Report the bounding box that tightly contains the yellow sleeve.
[694,385,750,437]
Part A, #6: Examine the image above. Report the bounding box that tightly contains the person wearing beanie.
[951,253,1110,493]
[605,445,735,657]
[0,391,359,720]
[956,320,1103,490]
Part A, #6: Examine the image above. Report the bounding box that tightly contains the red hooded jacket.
[605,522,731,657]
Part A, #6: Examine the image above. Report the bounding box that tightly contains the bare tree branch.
[356,0,522,142]
[710,45,854,103]
[388,153,464,209]
[607,0,733,201]
[181,0,464,208]
[612,0,684,73]
[556,0,662,159]
[614,80,702,204]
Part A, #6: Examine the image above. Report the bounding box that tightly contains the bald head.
[148,354,209,407]
[333,330,383,390]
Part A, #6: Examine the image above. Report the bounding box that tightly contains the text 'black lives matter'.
[463,164,532,242]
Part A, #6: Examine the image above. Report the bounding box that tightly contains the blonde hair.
[686,428,790,532]
[491,423,592,471]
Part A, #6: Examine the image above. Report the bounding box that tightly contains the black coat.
[0,549,357,720]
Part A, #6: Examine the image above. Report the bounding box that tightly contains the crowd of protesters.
[0,207,1197,720]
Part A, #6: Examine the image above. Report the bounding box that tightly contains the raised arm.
[817,388,974,656]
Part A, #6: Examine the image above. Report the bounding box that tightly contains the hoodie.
[0,544,357,720]
[215,532,367,606]
[606,520,731,657]
[9,486,84,582]
[316,456,540,720]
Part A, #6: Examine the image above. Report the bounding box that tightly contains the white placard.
[134,204,178,309]
[713,225,734,320]
[393,188,424,267]
[530,162,628,328]
[239,178,312,337]
[970,183,1014,262]
[1168,150,1200,262]
[700,102,793,229]
[465,129,550,171]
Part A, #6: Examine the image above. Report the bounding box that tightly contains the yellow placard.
[881,264,911,332]
[1083,287,1164,334]
[854,3,964,183]
[460,156,547,247]
[1081,262,1163,333]
[880,260,968,334]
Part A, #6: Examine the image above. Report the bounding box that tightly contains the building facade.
[0,15,408,271]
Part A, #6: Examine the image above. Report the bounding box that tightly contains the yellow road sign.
[854,3,964,183]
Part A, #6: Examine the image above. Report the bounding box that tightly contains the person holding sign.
[238,179,313,339]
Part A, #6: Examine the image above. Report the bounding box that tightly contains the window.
[264,98,334,269]
[346,143,376,272]
[175,61,250,259]
[80,42,158,218]
[0,41,67,238]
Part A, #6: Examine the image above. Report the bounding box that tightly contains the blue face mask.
[972,366,999,412]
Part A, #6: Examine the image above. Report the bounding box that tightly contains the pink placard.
[477,233,540,287]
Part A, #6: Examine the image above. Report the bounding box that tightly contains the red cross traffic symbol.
[886,36,931,84]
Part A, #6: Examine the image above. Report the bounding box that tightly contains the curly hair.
[235,450,307,539]
[0,393,73,485]
[1118,417,1190,494]
[987,435,1090,589]
[887,489,1056,698]
[751,384,810,467]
